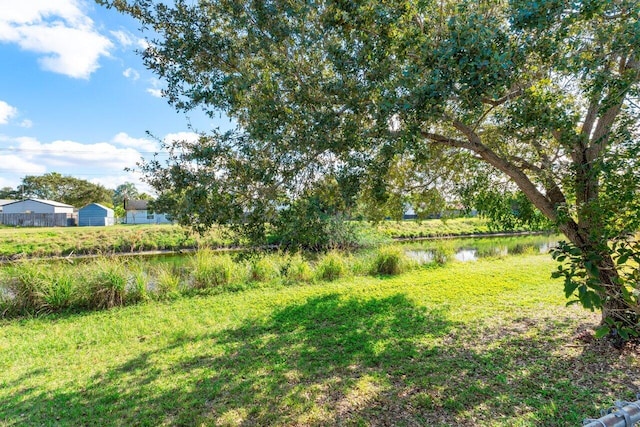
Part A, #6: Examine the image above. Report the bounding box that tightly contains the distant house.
[124,199,172,225]
[0,198,76,227]
[2,198,74,214]
[0,200,15,213]
[403,204,418,220]
[78,203,115,226]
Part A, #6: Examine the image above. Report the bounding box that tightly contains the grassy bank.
[373,216,544,239]
[0,224,228,260]
[1,254,638,426]
[0,217,546,260]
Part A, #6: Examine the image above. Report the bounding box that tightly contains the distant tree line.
[0,173,151,215]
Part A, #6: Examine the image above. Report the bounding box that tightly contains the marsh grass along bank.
[0,247,408,317]
[0,235,558,318]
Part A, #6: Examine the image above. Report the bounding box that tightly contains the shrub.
[126,265,150,304]
[6,263,48,313]
[3,263,79,314]
[247,255,280,282]
[431,241,456,265]
[153,264,182,298]
[281,253,313,283]
[85,259,128,309]
[190,250,235,289]
[41,268,77,312]
[271,197,360,251]
[371,246,412,276]
[315,251,348,281]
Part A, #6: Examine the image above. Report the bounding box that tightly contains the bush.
[85,259,128,309]
[271,197,360,251]
[5,263,45,313]
[281,253,313,283]
[2,263,80,314]
[126,265,150,304]
[41,269,77,311]
[153,264,182,298]
[371,246,411,276]
[247,255,281,282]
[315,251,348,281]
[190,250,235,289]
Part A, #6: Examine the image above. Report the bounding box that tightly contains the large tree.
[0,187,18,199]
[19,172,113,208]
[101,0,640,339]
[112,182,141,208]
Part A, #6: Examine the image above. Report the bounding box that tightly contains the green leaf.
[563,280,579,298]
[617,253,630,265]
[617,328,629,341]
[594,325,610,339]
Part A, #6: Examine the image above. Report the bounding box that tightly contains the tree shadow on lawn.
[4,296,638,426]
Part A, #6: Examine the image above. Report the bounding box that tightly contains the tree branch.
[481,86,524,107]
[422,122,562,222]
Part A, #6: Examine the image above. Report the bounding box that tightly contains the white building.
[2,198,74,214]
[124,199,172,225]
[0,200,15,213]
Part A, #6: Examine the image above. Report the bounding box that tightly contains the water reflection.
[454,248,477,262]
[404,235,558,264]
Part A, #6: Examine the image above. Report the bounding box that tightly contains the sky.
[0,0,232,194]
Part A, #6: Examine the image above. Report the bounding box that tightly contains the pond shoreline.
[391,230,552,241]
[0,230,555,264]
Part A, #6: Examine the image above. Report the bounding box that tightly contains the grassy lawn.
[1,254,637,426]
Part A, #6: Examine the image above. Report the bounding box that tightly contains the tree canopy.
[18,172,113,208]
[101,0,640,339]
[112,182,141,208]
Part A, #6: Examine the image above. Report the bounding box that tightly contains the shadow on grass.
[2,295,637,426]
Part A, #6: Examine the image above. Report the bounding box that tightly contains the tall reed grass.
[0,245,425,318]
[189,250,236,289]
[371,246,414,275]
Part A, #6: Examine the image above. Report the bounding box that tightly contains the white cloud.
[146,78,165,98]
[146,88,163,98]
[90,172,155,195]
[0,134,162,190]
[123,67,140,81]
[0,101,17,125]
[19,119,33,128]
[163,132,201,145]
[112,132,159,152]
[110,29,133,47]
[0,1,113,79]
[16,137,141,169]
[0,153,46,175]
[137,38,149,50]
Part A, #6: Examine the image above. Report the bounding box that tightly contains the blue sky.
[0,1,232,193]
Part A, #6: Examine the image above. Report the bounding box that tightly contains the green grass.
[0,224,225,259]
[373,216,546,239]
[1,254,637,426]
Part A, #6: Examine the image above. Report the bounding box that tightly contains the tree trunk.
[558,221,639,338]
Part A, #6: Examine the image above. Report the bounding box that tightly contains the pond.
[138,234,560,267]
[402,234,559,265]
[0,234,561,271]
